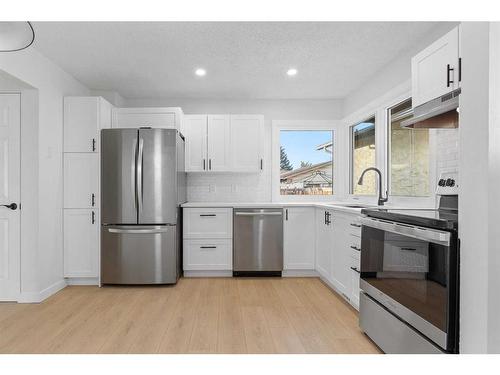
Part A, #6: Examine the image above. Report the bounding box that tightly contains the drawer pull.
[350,245,361,252]
[200,246,217,249]
[350,266,360,274]
[200,214,216,217]
[350,223,361,228]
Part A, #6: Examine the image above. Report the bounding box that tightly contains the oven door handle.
[360,217,451,246]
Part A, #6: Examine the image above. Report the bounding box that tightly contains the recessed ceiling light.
[287,68,298,76]
[195,68,206,77]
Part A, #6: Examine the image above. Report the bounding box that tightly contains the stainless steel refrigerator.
[100,128,186,285]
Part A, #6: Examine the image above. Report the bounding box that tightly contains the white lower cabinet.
[183,208,232,239]
[331,213,352,298]
[63,209,99,278]
[283,207,316,271]
[183,207,233,275]
[314,209,362,310]
[350,255,361,309]
[183,239,232,271]
[315,208,333,280]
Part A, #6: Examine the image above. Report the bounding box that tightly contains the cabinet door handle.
[200,214,216,217]
[203,159,206,170]
[260,158,263,170]
[91,193,95,207]
[91,211,95,224]
[350,223,361,228]
[209,159,212,170]
[200,246,217,249]
[350,245,361,252]
[447,64,454,87]
[92,138,96,152]
[350,266,360,274]
[285,209,288,221]
[458,58,462,82]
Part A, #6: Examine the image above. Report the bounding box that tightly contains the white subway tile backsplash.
[435,128,459,174]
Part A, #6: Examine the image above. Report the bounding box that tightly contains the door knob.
[1,203,17,210]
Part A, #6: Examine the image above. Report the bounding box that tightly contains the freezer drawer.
[101,225,179,284]
[233,208,283,273]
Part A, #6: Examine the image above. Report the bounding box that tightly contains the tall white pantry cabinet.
[63,97,112,282]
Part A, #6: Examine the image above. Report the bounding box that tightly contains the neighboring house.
[280,160,333,195]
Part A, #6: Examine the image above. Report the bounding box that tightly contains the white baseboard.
[17,279,67,303]
[65,277,99,286]
[183,270,233,278]
[282,269,318,277]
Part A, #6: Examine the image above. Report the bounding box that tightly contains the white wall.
[343,22,459,117]
[125,98,343,202]
[0,48,90,301]
[458,21,500,353]
[487,21,500,353]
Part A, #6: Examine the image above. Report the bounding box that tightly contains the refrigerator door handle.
[107,226,171,234]
[137,137,144,216]
[131,137,138,214]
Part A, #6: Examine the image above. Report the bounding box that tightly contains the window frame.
[386,96,438,201]
[271,120,340,202]
[342,86,438,207]
[349,115,377,196]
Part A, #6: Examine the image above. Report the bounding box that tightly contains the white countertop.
[181,201,377,214]
[181,201,435,214]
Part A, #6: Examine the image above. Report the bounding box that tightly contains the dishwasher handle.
[234,211,283,216]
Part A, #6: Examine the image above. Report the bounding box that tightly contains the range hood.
[401,88,460,129]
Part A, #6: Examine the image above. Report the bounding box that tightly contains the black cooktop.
[361,208,458,231]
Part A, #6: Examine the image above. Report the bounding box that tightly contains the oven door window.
[360,226,449,333]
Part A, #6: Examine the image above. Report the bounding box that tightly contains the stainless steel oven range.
[358,172,459,354]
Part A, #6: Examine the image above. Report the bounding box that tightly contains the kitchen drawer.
[183,208,232,239]
[350,250,361,267]
[350,234,361,251]
[183,239,232,271]
[348,221,362,237]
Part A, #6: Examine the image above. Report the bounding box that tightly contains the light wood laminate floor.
[0,277,381,354]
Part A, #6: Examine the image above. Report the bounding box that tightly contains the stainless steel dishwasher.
[233,208,283,276]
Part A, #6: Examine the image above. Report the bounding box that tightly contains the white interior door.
[0,94,21,301]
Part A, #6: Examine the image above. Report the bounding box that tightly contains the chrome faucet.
[357,167,388,206]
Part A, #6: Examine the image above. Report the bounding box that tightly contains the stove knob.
[438,179,446,187]
[449,179,456,187]
[445,178,453,186]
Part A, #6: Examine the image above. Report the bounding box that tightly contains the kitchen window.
[278,130,334,196]
[350,116,376,195]
[388,98,430,197]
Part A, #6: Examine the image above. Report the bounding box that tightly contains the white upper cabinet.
[112,107,183,132]
[184,114,264,173]
[315,208,333,280]
[64,153,99,209]
[64,209,98,278]
[283,207,316,271]
[229,115,264,172]
[207,115,231,171]
[64,97,112,153]
[184,115,208,172]
[412,26,460,107]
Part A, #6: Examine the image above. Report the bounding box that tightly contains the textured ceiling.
[32,22,443,99]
